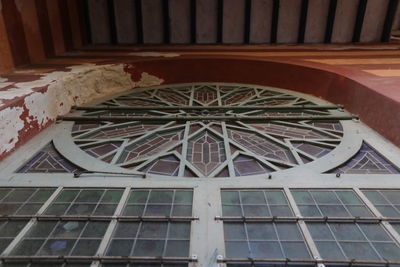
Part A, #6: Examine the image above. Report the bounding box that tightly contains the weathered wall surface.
[0,63,163,159]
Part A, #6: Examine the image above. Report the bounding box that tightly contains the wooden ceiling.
[84,0,400,45]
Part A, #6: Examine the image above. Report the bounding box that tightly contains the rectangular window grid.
[0,220,29,254]
[0,188,55,216]
[1,263,91,267]
[307,222,400,261]
[10,220,109,257]
[291,189,374,217]
[122,189,193,217]
[362,190,400,217]
[221,190,293,217]
[44,189,124,216]
[224,222,311,260]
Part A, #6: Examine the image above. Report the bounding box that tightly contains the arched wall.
[1,57,399,160]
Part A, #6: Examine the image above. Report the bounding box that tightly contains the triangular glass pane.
[233,155,274,176]
[139,155,180,176]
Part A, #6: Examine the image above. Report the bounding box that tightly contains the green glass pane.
[0,204,20,215]
[174,191,193,204]
[71,239,101,256]
[246,223,277,240]
[363,191,388,205]
[276,223,303,240]
[128,190,149,203]
[225,241,249,258]
[123,205,144,216]
[315,241,345,259]
[44,203,69,215]
[138,222,168,238]
[3,189,35,202]
[38,239,76,255]
[359,224,391,241]
[373,242,400,261]
[11,239,44,255]
[221,191,240,204]
[145,205,172,216]
[133,240,165,256]
[340,242,380,260]
[54,190,79,202]
[82,222,109,238]
[30,189,55,202]
[311,191,340,204]
[224,223,247,240]
[76,190,104,203]
[346,206,374,217]
[306,223,334,240]
[169,222,191,239]
[336,191,362,204]
[165,240,190,257]
[382,191,400,205]
[51,221,85,238]
[16,203,42,215]
[0,221,27,237]
[222,205,242,217]
[148,190,174,203]
[0,189,10,201]
[291,191,313,204]
[67,204,96,215]
[101,190,123,203]
[329,224,365,241]
[265,191,287,204]
[281,241,310,259]
[114,222,139,238]
[172,205,192,216]
[270,205,293,216]
[27,221,57,237]
[106,239,134,256]
[0,238,12,254]
[249,241,283,258]
[243,205,269,217]
[319,205,350,217]
[298,205,321,217]
[375,205,400,217]
[240,191,265,204]
[93,204,117,216]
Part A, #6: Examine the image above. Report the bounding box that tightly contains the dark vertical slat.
[244,0,252,43]
[352,0,368,42]
[135,0,144,44]
[191,0,197,43]
[35,0,56,56]
[324,0,337,43]
[58,0,74,51]
[271,0,280,43]
[107,0,117,44]
[297,0,309,43]
[382,0,399,41]
[83,0,92,44]
[163,0,170,43]
[217,0,224,42]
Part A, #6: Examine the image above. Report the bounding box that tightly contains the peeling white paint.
[0,77,8,83]
[0,107,24,155]
[0,63,164,157]
[129,52,180,58]
[13,70,36,74]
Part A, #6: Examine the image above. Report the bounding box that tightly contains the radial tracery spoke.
[66,83,346,178]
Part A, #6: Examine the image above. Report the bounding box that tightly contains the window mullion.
[283,187,322,261]
[90,187,131,267]
[1,186,63,256]
[353,188,400,245]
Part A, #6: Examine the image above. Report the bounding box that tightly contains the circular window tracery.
[66,83,346,178]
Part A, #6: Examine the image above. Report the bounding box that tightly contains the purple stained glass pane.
[17,142,84,173]
[328,142,400,174]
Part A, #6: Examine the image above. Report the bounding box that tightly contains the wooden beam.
[162,0,170,43]
[352,0,368,42]
[297,0,309,43]
[217,0,224,43]
[324,0,337,43]
[382,0,400,41]
[271,0,280,43]
[107,0,117,44]
[135,0,144,44]
[244,0,252,43]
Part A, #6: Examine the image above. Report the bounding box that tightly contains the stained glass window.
[16,83,356,177]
